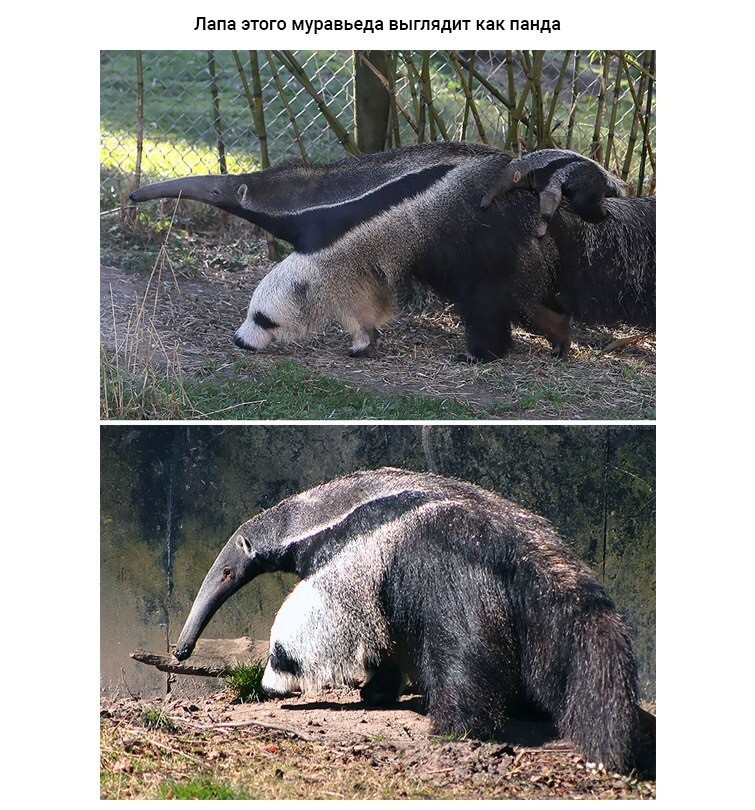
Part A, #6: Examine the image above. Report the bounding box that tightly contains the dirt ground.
[100,691,656,800]
[100,230,656,419]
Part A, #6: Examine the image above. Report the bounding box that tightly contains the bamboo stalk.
[127,51,146,228]
[590,51,611,161]
[404,51,427,142]
[621,51,650,183]
[232,51,257,137]
[566,51,581,149]
[420,52,436,140]
[458,50,475,140]
[385,53,401,148]
[512,52,535,149]
[206,51,227,174]
[545,50,572,145]
[233,51,276,258]
[604,52,623,169]
[637,50,656,195]
[274,50,360,155]
[452,50,534,148]
[403,51,422,139]
[404,52,449,141]
[248,51,270,169]
[530,51,546,147]
[505,51,519,151]
[611,50,656,83]
[134,51,144,188]
[620,51,656,178]
[520,50,535,150]
[453,51,519,115]
[265,50,309,162]
[359,52,418,135]
[450,51,487,143]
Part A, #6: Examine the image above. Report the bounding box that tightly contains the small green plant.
[431,727,472,741]
[140,706,176,731]
[224,660,268,703]
[159,777,249,800]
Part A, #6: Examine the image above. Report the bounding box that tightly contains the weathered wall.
[100,424,655,702]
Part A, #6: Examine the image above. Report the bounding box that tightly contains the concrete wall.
[101,424,655,701]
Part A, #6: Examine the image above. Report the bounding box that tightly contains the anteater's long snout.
[129,176,230,205]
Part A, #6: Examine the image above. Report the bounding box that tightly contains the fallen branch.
[602,333,652,353]
[131,637,269,677]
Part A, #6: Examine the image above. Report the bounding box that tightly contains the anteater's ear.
[236,183,249,206]
[513,170,522,184]
[235,534,253,556]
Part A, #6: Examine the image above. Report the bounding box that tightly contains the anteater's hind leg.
[345,323,380,358]
[530,304,572,359]
[458,283,516,363]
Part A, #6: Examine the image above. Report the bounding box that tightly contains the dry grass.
[100,697,656,800]
[100,206,197,419]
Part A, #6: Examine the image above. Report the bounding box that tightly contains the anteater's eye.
[253,311,279,330]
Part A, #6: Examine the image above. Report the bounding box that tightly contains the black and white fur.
[262,573,407,703]
[480,148,627,237]
[130,143,655,362]
[174,468,640,772]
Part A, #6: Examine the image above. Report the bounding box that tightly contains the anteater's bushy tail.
[558,607,639,771]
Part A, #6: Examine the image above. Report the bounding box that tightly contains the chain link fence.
[100,50,655,206]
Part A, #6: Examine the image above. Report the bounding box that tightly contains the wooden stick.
[602,332,652,353]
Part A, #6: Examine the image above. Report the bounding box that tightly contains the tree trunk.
[353,50,391,153]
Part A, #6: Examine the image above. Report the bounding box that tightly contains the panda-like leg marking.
[233,252,393,358]
[262,576,408,702]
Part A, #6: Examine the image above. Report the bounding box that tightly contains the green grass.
[158,777,249,800]
[508,384,566,411]
[140,706,176,732]
[224,660,268,703]
[101,356,482,420]
[100,130,259,182]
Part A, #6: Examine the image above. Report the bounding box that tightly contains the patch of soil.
[100,231,656,419]
[100,693,655,800]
